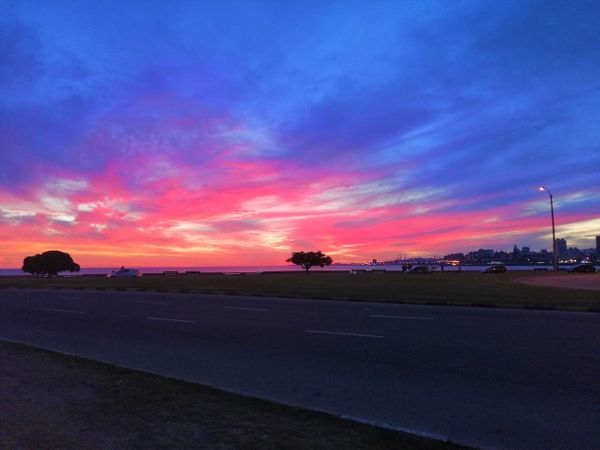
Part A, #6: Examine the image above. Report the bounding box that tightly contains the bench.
[184,271,201,276]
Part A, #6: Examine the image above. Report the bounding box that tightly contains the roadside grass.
[0,271,599,310]
[0,341,465,449]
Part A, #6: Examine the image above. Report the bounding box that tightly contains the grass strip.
[0,340,464,449]
[0,271,598,310]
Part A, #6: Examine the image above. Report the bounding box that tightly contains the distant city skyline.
[362,239,599,265]
[1,1,600,267]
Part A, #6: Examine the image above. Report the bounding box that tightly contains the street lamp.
[539,186,558,272]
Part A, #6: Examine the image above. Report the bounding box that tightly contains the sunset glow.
[1,1,599,267]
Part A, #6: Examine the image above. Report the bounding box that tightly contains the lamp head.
[539,186,546,192]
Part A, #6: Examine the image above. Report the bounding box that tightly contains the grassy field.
[0,341,465,449]
[1,271,599,311]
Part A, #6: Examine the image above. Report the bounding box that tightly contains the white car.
[109,268,141,278]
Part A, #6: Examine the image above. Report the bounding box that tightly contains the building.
[556,238,567,258]
[512,244,521,261]
[596,236,600,255]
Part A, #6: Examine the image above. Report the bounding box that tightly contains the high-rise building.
[596,236,600,255]
[556,238,567,258]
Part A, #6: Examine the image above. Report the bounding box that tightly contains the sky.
[1,0,599,268]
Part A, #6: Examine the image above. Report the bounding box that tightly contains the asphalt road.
[1,289,598,449]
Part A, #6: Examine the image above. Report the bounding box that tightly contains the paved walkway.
[516,274,600,291]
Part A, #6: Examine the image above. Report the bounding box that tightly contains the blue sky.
[1,0,599,266]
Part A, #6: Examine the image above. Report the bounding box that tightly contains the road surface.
[1,289,598,449]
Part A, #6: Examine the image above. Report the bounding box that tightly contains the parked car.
[109,267,141,278]
[568,264,597,273]
[483,264,507,273]
[408,266,432,274]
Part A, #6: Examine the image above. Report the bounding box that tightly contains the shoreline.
[1,263,598,277]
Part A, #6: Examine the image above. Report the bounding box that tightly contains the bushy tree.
[22,251,80,277]
[287,251,332,273]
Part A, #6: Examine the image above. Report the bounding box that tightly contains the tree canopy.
[286,251,333,273]
[22,250,80,277]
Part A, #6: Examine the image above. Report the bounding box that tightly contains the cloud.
[0,0,599,267]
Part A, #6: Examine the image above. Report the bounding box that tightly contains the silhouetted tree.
[22,251,80,277]
[22,255,43,276]
[287,251,332,274]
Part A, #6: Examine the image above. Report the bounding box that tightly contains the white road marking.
[224,306,269,311]
[135,301,168,305]
[147,317,196,323]
[43,308,84,314]
[306,330,384,339]
[369,314,433,320]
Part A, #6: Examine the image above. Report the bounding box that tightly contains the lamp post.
[539,186,558,272]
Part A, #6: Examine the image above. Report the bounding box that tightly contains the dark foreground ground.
[0,341,464,449]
